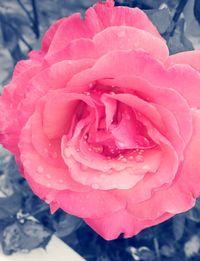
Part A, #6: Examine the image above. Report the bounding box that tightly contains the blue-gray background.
[1,0,200,260]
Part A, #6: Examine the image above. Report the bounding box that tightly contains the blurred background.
[1,0,200,260]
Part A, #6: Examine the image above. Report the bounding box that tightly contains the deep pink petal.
[55,189,125,219]
[45,25,168,65]
[180,109,200,198]
[92,2,163,40]
[19,114,89,192]
[84,209,173,240]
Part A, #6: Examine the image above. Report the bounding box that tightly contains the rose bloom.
[0,0,200,240]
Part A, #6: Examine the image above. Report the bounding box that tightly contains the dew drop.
[58,179,64,184]
[84,134,88,140]
[122,158,127,163]
[46,174,51,179]
[92,183,100,189]
[138,149,144,155]
[103,166,109,172]
[135,155,144,163]
[37,166,44,173]
[64,148,71,158]
[118,30,126,38]
[84,92,90,96]
[142,165,150,170]
[92,145,103,153]
[88,83,93,88]
[88,147,92,151]
[128,156,134,160]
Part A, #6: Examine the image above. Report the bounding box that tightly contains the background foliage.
[1,0,200,260]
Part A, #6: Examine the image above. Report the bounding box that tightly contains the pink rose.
[1,0,200,240]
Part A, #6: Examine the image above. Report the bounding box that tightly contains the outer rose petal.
[45,25,169,64]
[166,50,200,72]
[123,111,200,220]
[180,109,200,198]
[47,0,164,55]
[55,190,126,219]
[92,1,163,40]
[84,209,173,240]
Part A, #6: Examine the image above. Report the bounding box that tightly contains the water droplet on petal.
[128,156,134,160]
[142,165,150,170]
[103,166,109,172]
[118,30,126,37]
[64,148,71,158]
[89,83,93,88]
[92,145,103,153]
[122,158,127,163]
[84,134,88,140]
[46,174,51,179]
[92,183,100,189]
[135,155,144,163]
[58,179,64,184]
[37,166,44,173]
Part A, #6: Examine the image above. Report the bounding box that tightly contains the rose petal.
[92,2,163,39]
[84,209,173,240]
[55,189,125,219]
[166,50,200,72]
[19,115,89,192]
[45,25,168,65]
